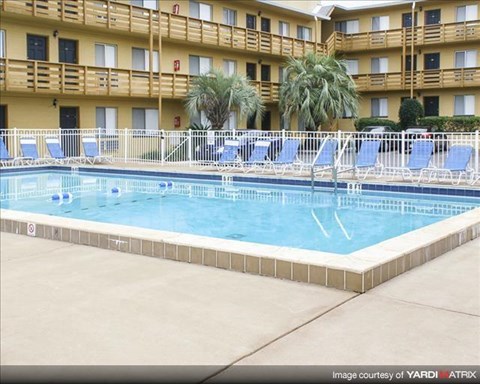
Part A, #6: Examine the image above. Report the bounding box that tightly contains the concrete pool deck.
[1,233,479,380]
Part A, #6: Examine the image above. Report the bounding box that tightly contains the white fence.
[1,128,479,183]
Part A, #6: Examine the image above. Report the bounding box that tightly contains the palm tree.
[185,68,264,130]
[279,53,359,131]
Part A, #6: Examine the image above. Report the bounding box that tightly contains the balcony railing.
[328,20,480,52]
[353,67,480,92]
[0,58,280,102]
[1,0,326,57]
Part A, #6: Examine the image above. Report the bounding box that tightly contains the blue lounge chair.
[300,138,338,176]
[82,136,112,164]
[217,139,240,171]
[271,139,301,175]
[390,140,434,182]
[242,140,271,173]
[45,136,84,164]
[354,140,382,179]
[20,136,49,165]
[0,139,14,166]
[425,145,474,185]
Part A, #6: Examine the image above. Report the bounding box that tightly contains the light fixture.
[258,59,262,64]
[53,30,59,38]
[53,98,58,108]
[258,11,262,16]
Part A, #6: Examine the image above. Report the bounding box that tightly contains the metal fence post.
[401,130,406,168]
[124,128,128,164]
[475,130,479,174]
[188,129,192,167]
[13,127,18,157]
[161,130,166,165]
[97,127,103,158]
[281,129,286,143]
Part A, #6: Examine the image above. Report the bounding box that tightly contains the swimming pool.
[1,169,479,255]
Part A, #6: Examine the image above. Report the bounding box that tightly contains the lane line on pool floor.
[199,293,361,384]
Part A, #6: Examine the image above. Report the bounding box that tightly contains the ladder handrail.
[334,133,353,168]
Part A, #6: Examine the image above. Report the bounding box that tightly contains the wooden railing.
[353,67,480,91]
[331,20,480,52]
[0,59,280,102]
[0,0,326,57]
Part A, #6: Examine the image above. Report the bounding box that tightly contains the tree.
[279,53,359,131]
[185,68,264,130]
[399,98,424,130]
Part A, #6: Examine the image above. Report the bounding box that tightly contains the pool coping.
[1,165,480,292]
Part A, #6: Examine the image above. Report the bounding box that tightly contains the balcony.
[327,20,480,52]
[353,67,480,92]
[1,0,326,57]
[0,59,280,102]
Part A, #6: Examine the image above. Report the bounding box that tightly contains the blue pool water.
[1,170,479,254]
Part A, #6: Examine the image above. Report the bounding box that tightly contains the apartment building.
[0,0,479,134]
[322,0,480,130]
[0,0,323,133]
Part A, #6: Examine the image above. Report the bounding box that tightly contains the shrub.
[140,150,161,161]
[398,99,424,130]
[355,118,400,132]
[418,116,480,132]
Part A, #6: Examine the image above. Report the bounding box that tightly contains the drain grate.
[225,233,246,240]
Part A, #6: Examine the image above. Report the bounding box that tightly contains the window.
[335,20,359,34]
[96,107,117,136]
[222,111,237,130]
[279,21,290,36]
[371,98,388,117]
[223,60,236,75]
[0,30,5,58]
[425,9,441,25]
[371,57,388,73]
[344,59,359,75]
[342,106,353,118]
[297,26,312,41]
[372,16,389,31]
[278,66,287,82]
[95,43,117,68]
[455,50,477,68]
[402,12,418,28]
[132,108,159,133]
[189,1,212,21]
[131,0,158,10]
[27,34,48,61]
[261,17,271,32]
[246,14,256,30]
[189,55,212,75]
[59,39,78,64]
[132,48,159,72]
[405,55,417,71]
[261,64,270,81]
[424,96,439,117]
[246,63,256,80]
[454,95,475,116]
[223,8,236,26]
[456,4,478,22]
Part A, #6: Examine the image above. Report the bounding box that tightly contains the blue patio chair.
[0,139,14,166]
[216,139,240,171]
[45,136,84,164]
[271,139,301,175]
[20,136,49,165]
[242,140,271,173]
[82,136,112,164]
[299,138,338,177]
[389,140,434,182]
[426,145,474,185]
[354,140,383,179]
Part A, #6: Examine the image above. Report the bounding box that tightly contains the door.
[405,55,417,71]
[402,12,417,28]
[27,35,47,61]
[261,65,270,82]
[60,107,80,157]
[425,9,441,25]
[246,14,256,29]
[246,63,256,80]
[59,39,77,64]
[424,96,439,117]
[261,17,271,33]
[261,111,271,131]
[0,105,6,148]
[424,53,440,70]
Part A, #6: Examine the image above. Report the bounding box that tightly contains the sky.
[320,0,398,8]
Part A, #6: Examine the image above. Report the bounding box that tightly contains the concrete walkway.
[1,233,479,380]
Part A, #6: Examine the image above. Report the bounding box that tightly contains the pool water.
[1,170,479,254]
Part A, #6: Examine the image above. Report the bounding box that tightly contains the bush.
[140,150,161,161]
[355,118,400,132]
[418,116,480,132]
[399,99,424,130]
